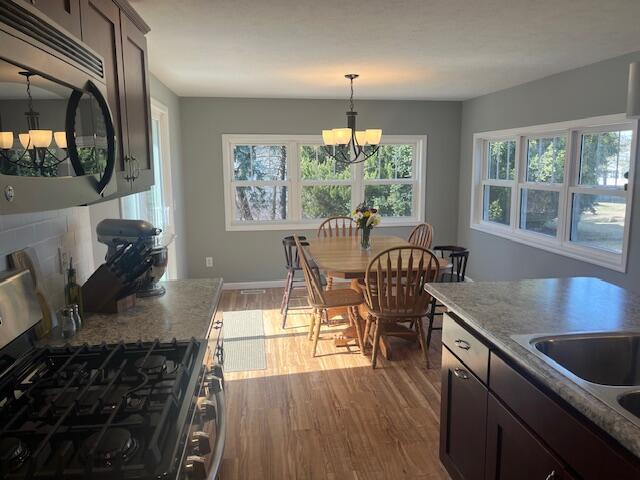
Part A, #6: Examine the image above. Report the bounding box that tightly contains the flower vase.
[360,228,372,251]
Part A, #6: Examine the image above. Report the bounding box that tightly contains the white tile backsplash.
[0,207,94,312]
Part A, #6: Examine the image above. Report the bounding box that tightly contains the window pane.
[301,185,351,219]
[488,140,516,180]
[364,144,414,180]
[234,186,288,221]
[364,184,413,217]
[579,130,632,187]
[571,194,626,253]
[526,136,566,183]
[520,189,559,236]
[300,145,350,180]
[483,185,511,225]
[233,145,287,181]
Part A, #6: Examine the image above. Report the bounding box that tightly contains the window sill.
[469,222,626,272]
[225,218,423,232]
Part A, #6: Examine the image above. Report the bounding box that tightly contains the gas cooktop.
[0,339,207,479]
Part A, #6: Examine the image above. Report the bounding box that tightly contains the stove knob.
[184,455,207,480]
[199,399,217,421]
[191,430,212,455]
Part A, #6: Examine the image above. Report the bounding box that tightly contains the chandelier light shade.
[0,131,13,149]
[0,71,70,176]
[321,74,382,164]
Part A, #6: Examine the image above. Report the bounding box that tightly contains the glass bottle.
[64,257,84,317]
[59,307,76,339]
[71,304,82,331]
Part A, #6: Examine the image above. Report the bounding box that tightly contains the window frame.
[470,114,638,272]
[222,134,427,231]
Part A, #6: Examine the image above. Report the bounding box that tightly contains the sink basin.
[619,392,640,418]
[533,333,640,386]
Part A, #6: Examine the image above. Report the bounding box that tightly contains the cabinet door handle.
[453,368,469,380]
[454,339,471,350]
[131,156,140,180]
[545,471,556,480]
[124,156,135,181]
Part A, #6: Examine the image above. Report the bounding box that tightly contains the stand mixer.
[96,219,169,297]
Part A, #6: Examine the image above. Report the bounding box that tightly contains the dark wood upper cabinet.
[29,0,82,38]
[120,11,153,192]
[440,346,487,480]
[485,393,571,480]
[79,0,125,170]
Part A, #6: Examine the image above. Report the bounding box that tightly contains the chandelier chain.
[349,76,354,112]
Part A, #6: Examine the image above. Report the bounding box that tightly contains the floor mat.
[222,310,267,372]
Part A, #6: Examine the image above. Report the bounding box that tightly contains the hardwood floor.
[218,287,449,480]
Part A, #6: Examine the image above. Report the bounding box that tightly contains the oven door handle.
[207,378,226,479]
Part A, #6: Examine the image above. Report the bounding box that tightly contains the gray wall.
[458,51,640,290]
[179,98,461,282]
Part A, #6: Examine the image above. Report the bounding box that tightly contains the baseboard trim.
[223,280,286,290]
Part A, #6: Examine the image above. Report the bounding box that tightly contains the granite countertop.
[40,278,223,346]
[426,277,640,459]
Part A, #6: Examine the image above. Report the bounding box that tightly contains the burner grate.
[0,338,206,479]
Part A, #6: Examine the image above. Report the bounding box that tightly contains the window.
[471,114,637,271]
[121,99,177,279]
[222,135,426,230]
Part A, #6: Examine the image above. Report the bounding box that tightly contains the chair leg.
[363,315,372,349]
[312,309,324,357]
[350,306,364,353]
[371,320,381,369]
[426,297,437,348]
[279,271,291,314]
[416,317,430,369]
[281,271,294,329]
[308,308,317,340]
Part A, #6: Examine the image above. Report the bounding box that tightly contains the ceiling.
[130,0,640,100]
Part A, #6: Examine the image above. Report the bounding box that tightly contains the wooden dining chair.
[294,235,364,357]
[317,216,358,289]
[317,216,358,238]
[280,235,325,329]
[363,246,440,368]
[408,223,434,249]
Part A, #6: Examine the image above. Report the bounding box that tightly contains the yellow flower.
[364,211,371,217]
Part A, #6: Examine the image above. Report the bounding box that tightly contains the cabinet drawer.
[490,352,640,479]
[442,314,489,384]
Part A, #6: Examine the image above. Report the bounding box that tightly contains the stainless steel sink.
[513,331,640,428]
[532,333,640,386]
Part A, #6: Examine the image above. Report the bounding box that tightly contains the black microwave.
[0,1,117,213]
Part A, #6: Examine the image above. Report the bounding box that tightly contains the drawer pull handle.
[545,471,556,480]
[453,368,469,380]
[454,339,471,350]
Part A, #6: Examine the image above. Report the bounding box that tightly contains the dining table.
[307,234,450,359]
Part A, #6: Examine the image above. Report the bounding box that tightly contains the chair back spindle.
[317,216,358,238]
[294,235,325,307]
[364,246,440,318]
[408,223,434,249]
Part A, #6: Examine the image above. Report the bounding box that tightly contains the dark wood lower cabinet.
[439,313,640,480]
[485,393,572,480]
[440,346,487,480]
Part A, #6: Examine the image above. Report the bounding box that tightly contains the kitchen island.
[41,278,223,346]
[426,277,640,480]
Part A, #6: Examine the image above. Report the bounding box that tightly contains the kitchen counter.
[426,277,640,459]
[40,278,223,346]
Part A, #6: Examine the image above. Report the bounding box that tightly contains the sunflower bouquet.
[352,203,381,250]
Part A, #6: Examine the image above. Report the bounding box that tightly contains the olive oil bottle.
[64,257,84,317]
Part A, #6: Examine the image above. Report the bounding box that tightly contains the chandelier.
[321,74,382,164]
[0,72,69,177]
